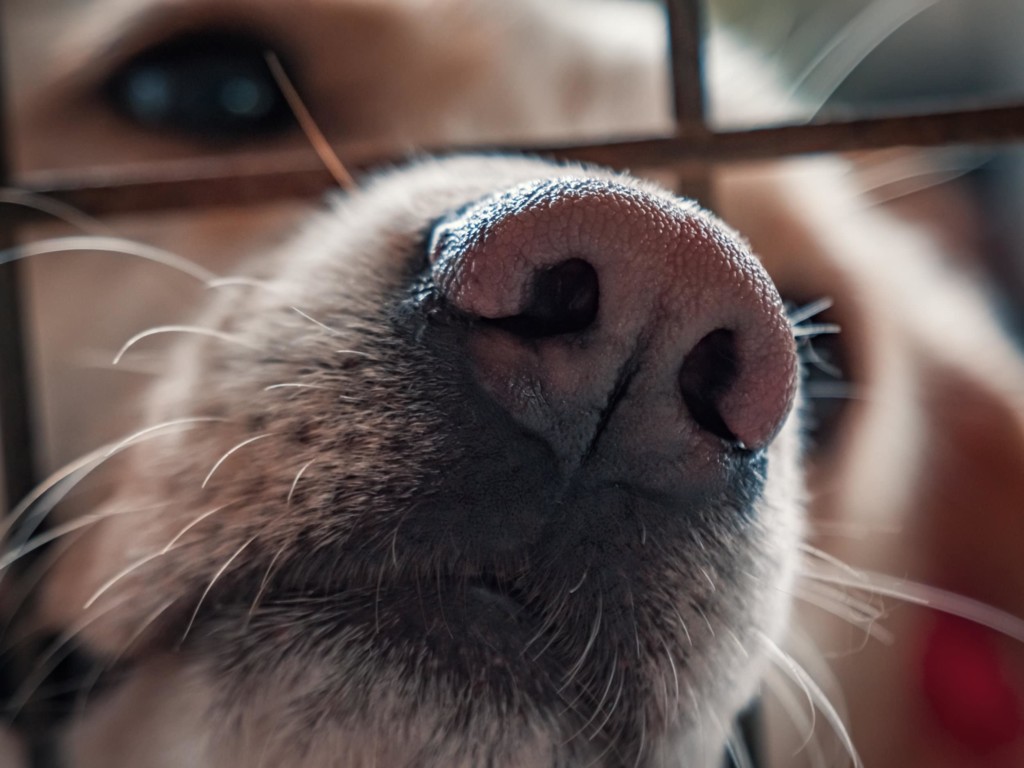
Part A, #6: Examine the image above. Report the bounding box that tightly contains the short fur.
[6,1,1024,766]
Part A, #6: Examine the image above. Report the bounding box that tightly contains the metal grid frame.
[3,0,1024,526]
[2,6,1024,546]
[4,0,1024,554]
[1,1,1023,765]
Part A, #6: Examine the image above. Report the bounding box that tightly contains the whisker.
[790,0,940,117]
[0,236,216,284]
[73,596,178,719]
[206,276,278,293]
[287,460,316,505]
[0,189,108,233]
[759,631,863,768]
[8,591,134,717]
[264,383,330,392]
[82,551,172,611]
[113,325,259,365]
[80,504,232,611]
[162,504,235,551]
[245,545,288,628]
[802,565,1024,646]
[0,501,169,574]
[866,165,983,206]
[793,582,893,645]
[560,592,602,691]
[659,637,681,713]
[803,381,862,401]
[290,307,341,337]
[724,727,754,768]
[2,417,225,547]
[792,323,842,339]
[202,434,275,488]
[179,535,259,646]
[762,666,828,767]
[265,52,357,191]
[800,341,844,379]
[788,297,834,327]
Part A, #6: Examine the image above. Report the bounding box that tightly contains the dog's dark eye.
[787,298,851,453]
[104,32,296,141]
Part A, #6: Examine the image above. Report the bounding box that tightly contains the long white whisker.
[82,551,170,611]
[799,543,870,582]
[560,592,602,690]
[759,631,862,768]
[179,535,259,646]
[792,323,842,339]
[762,666,828,766]
[245,545,288,626]
[724,729,754,768]
[287,460,316,505]
[788,297,834,327]
[206,276,278,293]
[114,325,259,365]
[202,434,275,488]
[793,581,893,645]
[2,417,225,546]
[0,502,168,573]
[0,189,108,233]
[790,0,940,116]
[290,307,341,336]
[0,236,216,283]
[73,596,178,719]
[803,381,863,401]
[163,504,234,551]
[803,565,1024,646]
[106,417,228,459]
[80,504,231,611]
[8,591,135,717]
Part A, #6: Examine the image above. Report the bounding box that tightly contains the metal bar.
[665,0,707,131]
[664,0,712,205]
[0,1,38,514]
[10,101,1024,219]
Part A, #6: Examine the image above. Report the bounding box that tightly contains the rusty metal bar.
[10,101,1024,220]
[0,6,38,514]
[664,0,712,205]
[665,0,708,131]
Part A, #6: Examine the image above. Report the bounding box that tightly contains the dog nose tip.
[430,176,798,454]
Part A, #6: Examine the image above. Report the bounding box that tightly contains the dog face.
[29,155,803,768]
[6,1,1024,767]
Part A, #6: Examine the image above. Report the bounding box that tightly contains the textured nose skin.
[430,177,797,453]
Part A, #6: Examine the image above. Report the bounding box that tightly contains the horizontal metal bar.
[10,102,1024,218]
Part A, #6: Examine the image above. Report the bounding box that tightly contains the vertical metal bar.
[666,0,707,131]
[664,0,714,207]
[665,2,751,763]
[0,0,38,515]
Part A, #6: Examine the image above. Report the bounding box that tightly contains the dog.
[4,1,1024,766]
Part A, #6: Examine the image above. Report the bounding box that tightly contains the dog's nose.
[429,177,797,455]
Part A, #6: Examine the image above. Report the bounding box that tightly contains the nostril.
[486,258,599,339]
[679,329,741,445]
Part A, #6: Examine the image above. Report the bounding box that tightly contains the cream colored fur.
[5,1,1024,767]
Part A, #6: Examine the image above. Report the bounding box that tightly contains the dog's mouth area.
[216,557,547,644]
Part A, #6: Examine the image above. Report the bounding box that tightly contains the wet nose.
[429,177,797,453]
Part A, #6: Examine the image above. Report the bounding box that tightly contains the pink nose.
[429,177,797,454]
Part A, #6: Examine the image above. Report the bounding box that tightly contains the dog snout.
[430,177,798,459]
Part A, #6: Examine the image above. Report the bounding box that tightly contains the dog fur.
[5,1,1024,766]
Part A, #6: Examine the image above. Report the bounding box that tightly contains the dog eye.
[104,31,296,141]
[787,298,851,453]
